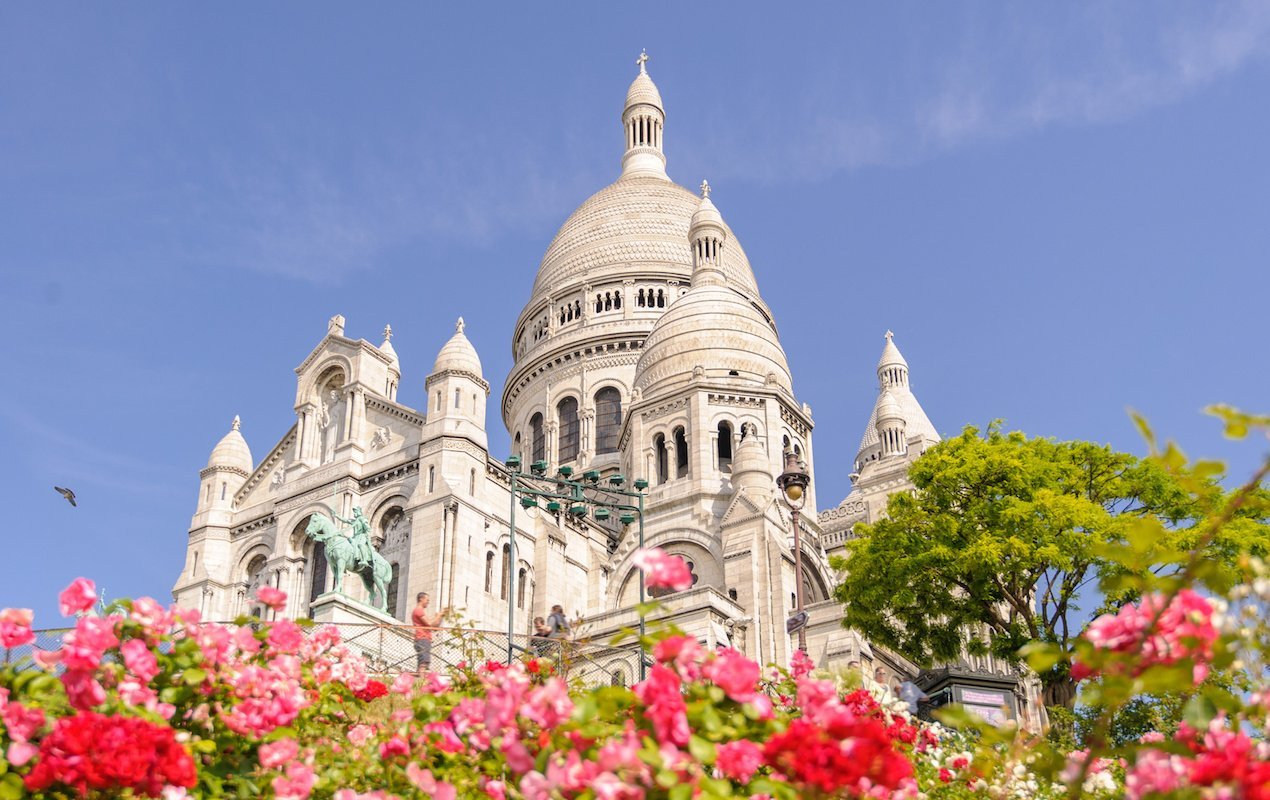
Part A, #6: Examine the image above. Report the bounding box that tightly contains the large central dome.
[530,174,760,299]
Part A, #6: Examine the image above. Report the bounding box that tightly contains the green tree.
[831,424,1267,710]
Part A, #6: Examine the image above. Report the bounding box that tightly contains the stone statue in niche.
[270,469,286,490]
[319,388,345,464]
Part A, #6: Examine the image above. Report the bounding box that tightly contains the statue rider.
[333,506,375,571]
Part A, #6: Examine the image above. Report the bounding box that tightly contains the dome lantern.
[689,180,727,284]
[621,50,668,179]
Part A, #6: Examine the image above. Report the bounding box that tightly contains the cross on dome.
[700,179,711,198]
[382,324,393,342]
[456,317,465,334]
[636,49,649,74]
[885,330,894,341]
[231,415,241,431]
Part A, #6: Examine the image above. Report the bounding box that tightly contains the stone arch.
[609,528,721,607]
[304,359,352,403]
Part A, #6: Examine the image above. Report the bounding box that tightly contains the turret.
[424,317,490,449]
[380,325,400,401]
[689,180,726,280]
[198,416,252,515]
[620,51,668,178]
[875,383,907,458]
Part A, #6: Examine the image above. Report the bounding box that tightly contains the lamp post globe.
[775,450,810,654]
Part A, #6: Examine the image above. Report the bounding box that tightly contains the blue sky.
[2,3,1268,625]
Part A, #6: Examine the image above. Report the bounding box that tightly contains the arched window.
[595,295,603,313]
[517,568,527,608]
[530,414,545,463]
[428,466,435,493]
[614,292,621,310]
[654,433,668,484]
[594,387,622,455]
[557,398,579,463]
[308,541,328,606]
[435,391,441,415]
[514,432,522,458]
[782,434,791,453]
[485,551,495,593]
[657,289,665,308]
[454,388,461,409]
[500,544,511,599]
[638,289,646,307]
[220,482,227,501]
[674,427,689,479]
[387,563,401,619]
[717,421,733,472]
[604,293,612,311]
[469,468,477,496]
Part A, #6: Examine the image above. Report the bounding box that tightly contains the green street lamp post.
[504,455,650,680]
[775,449,811,654]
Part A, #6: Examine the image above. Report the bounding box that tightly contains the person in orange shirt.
[411,592,445,675]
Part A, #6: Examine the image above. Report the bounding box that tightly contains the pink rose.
[704,648,761,703]
[121,638,160,683]
[379,735,410,759]
[715,739,764,782]
[58,578,96,617]
[0,608,35,648]
[6,741,37,767]
[272,762,316,800]
[256,586,288,612]
[407,764,457,800]
[631,548,694,591]
[258,738,299,770]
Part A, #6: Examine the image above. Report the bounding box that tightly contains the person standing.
[411,592,444,675]
[546,604,570,639]
[532,616,553,658]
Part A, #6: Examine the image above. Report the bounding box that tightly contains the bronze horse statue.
[305,512,392,612]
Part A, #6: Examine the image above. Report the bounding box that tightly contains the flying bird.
[54,486,77,507]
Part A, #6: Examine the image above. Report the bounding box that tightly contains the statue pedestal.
[309,591,398,626]
[309,593,415,673]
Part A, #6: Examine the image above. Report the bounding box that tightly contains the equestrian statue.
[305,505,393,612]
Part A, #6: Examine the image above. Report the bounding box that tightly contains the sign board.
[786,611,808,634]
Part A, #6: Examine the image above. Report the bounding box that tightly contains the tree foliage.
[831,423,1268,709]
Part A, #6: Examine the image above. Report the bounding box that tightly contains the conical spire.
[854,331,939,469]
[621,51,667,178]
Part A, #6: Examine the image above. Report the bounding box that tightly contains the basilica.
[172,57,1035,724]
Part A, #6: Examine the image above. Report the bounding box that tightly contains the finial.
[885,329,894,342]
[382,324,393,342]
[456,317,465,334]
[700,179,711,199]
[232,415,241,432]
[636,49,649,74]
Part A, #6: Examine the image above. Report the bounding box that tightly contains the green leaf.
[688,734,716,764]
[182,668,207,685]
[1018,641,1062,673]
[0,773,23,800]
[669,784,693,800]
[1182,694,1217,730]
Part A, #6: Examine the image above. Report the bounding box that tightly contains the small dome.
[634,194,790,397]
[380,325,399,371]
[877,330,908,371]
[690,183,724,232]
[432,317,483,377]
[876,390,903,422]
[625,70,663,111]
[207,416,252,473]
[730,427,773,494]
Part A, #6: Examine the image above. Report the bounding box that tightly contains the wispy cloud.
[703,2,1270,182]
[194,132,604,285]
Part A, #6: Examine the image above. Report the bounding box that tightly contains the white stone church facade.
[172,59,1033,719]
